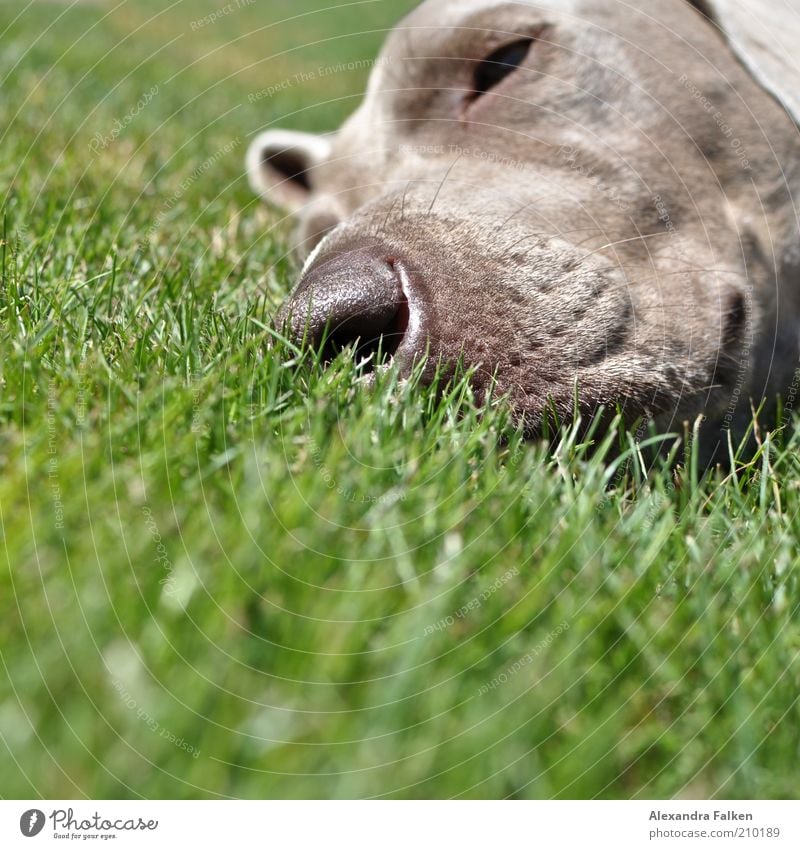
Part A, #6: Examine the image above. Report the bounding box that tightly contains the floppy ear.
[246,129,332,212]
[694,0,800,124]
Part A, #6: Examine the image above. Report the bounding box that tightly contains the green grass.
[2,0,800,800]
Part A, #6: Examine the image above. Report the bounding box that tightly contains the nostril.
[324,264,408,371]
[278,247,411,374]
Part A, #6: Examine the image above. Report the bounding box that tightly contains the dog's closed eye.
[470,38,534,101]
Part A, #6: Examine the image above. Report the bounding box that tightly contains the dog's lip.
[390,258,423,359]
[356,258,423,384]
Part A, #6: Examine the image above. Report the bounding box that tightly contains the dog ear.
[246,129,332,212]
[694,0,800,124]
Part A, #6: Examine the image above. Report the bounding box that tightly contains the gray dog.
[247,0,800,455]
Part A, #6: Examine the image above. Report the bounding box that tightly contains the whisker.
[570,229,628,250]
[592,262,744,276]
[506,233,545,252]
[377,195,401,238]
[507,226,612,255]
[400,179,415,223]
[428,152,463,215]
[497,194,551,230]
[566,231,675,269]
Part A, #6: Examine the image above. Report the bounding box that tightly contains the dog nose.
[276,244,410,370]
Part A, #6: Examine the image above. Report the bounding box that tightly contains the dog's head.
[248,0,800,441]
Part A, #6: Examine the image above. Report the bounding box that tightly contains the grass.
[1,0,800,800]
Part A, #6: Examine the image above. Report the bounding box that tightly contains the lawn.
[1,0,799,800]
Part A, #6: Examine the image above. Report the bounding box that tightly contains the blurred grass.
[1,0,799,800]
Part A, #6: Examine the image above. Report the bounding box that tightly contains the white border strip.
[2,800,799,847]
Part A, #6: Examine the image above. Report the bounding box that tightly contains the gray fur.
[248,0,800,453]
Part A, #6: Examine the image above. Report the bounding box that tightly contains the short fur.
[248,0,800,457]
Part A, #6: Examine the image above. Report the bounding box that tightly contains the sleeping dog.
[247,0,800,455]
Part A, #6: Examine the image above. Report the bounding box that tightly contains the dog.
[247,0,800,457]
